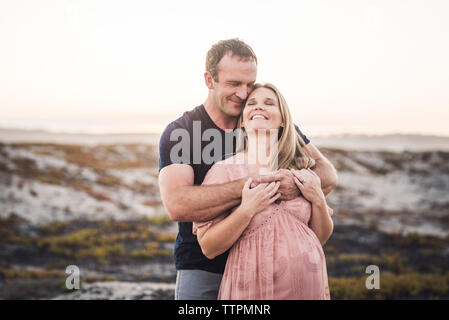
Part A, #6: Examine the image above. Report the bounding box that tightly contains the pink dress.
[193,153,333,300]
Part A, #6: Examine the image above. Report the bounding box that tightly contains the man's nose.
[235,85,248,100]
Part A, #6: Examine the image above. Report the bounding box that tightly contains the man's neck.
[203,97,238,131]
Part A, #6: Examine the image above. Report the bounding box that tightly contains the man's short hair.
[206,38,257,82]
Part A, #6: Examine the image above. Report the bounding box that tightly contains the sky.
[0,0,448,136]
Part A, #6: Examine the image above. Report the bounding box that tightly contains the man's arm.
[158,163,246,222]
[304,143,338,196]
[294,125,338,196]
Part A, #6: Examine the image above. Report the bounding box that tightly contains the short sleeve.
[158,122,192,172]
[294,124,310,145]
[192,163,231,235]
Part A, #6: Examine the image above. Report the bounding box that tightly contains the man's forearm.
[312,158,338,196]
[186,194,241,222]
[304,143,338,196]
[170,179,245,222]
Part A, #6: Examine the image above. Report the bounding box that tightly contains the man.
[158,38,338,300]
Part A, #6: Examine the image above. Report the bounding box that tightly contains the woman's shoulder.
[203,154,242,184]
[204,153,248,184]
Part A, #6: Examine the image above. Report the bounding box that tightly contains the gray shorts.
[175,269,223,300]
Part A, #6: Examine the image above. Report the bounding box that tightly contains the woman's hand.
[240,178,281,218]
[290,168,326,205]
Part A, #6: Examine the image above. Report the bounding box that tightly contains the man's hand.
[257,169,300,201]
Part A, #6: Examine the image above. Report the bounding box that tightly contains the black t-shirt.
[158,104,310,274]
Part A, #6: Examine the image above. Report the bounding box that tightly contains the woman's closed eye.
[247,100,275,106]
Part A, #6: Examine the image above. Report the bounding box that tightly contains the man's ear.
[204,72,215,90]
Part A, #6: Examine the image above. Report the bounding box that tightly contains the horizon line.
[1,126,449,139]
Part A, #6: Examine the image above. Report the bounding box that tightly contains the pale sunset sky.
[0,0,448,136]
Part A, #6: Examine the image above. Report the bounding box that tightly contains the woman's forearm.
[309,199,334,246]
[197,205,252,259]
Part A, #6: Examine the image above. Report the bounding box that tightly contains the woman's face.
[242,87,283,133]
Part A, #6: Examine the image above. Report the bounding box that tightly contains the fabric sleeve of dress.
[192,162,231,235]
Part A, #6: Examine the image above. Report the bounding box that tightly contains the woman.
[193,83,334,299]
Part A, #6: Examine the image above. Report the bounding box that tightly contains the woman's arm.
[196,204,253,259]
[195,179,281,259]
[309,198,334,246]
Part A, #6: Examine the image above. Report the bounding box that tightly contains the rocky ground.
[0,142,448,299]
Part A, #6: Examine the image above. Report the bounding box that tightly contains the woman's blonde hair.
[236,82,315,170]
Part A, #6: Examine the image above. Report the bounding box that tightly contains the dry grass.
[330,272,449,299]
[0,267,65,280]
[11,219,175,264]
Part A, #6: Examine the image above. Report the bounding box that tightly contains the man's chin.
[226,99,243,108]
[225,103,243,115]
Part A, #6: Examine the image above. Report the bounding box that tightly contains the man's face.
[210,52,257,119]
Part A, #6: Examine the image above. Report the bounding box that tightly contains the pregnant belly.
[223,218,328,299]
[273,222,327,299]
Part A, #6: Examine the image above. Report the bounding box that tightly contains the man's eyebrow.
[227,80,241,85]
